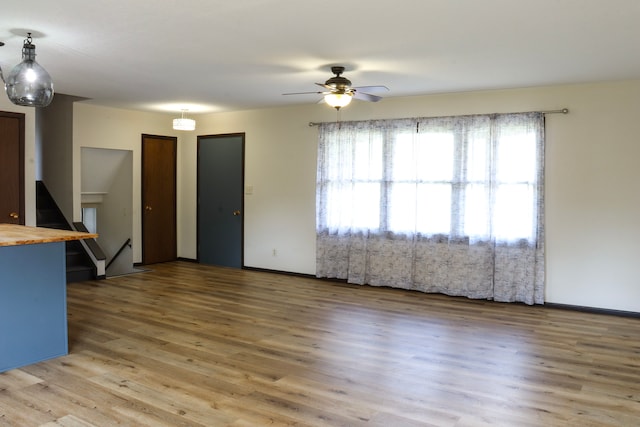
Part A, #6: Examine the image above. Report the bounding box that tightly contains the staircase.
[36,181,97,282]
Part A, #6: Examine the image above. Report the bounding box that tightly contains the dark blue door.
[197,134,244,267]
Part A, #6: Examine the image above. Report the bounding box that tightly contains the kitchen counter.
[0,224,97,372]
[0,223,97,246]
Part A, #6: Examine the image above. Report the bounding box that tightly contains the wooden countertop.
[0,224,98,247]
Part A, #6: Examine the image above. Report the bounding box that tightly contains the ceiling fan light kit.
[1,33,55,108]
[324,92,353,109]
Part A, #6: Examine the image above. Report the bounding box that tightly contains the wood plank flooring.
[1,261,639,426]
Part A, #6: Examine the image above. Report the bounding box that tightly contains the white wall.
[81,147,134,276]
[39,94,83,223]
[73,103,179,263]
[71,80,640,312]
[176,107,322,273]
[101,152,135,276]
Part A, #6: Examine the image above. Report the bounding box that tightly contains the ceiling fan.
[284,66,389,110]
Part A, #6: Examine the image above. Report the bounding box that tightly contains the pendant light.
[173,109,196,131]
[4,33,55,107]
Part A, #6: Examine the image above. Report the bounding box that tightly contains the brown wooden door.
[141,134,177,264]
[0,112,25,225]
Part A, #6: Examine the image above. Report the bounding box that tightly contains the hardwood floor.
[1,261,639,426]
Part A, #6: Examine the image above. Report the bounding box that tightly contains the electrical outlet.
[272,248,277,257]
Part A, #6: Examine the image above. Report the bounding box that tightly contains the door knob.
[233,210,241,216]
[145,205,153,211]
[9,212,19,219]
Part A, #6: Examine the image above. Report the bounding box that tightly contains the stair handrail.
[107,238,132,270]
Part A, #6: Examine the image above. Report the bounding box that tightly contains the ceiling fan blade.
[352,85,389,93]
[315,83,335,90]
[283,91,327,96]
[353,91,383,102]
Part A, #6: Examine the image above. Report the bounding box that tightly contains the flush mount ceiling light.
[1,33,55,107]
[173,109,196,131]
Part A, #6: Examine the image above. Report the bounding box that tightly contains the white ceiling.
[2,0,639,114]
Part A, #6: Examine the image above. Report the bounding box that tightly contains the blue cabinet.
[0,241,68,372]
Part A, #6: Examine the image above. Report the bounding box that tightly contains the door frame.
[196,132,245,267]
[0,111,25,225]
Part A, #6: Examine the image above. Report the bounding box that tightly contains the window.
[389,130,455,235]
[317,113,543,244]
[82,206,98,234]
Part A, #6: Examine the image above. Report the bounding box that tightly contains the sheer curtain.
[316,113,545,305]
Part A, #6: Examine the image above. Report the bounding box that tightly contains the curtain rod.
[308,108,569,127]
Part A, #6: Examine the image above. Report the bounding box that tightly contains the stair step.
[66,264,93,272]
[66,265,95,283]
[37,180,96,283]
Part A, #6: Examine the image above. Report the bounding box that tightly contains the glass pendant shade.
[324,92,353,110]
[5,37,54,107]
